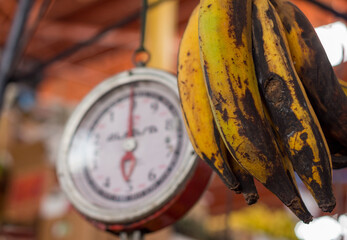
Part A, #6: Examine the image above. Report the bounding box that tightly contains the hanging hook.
[132,46,151,67]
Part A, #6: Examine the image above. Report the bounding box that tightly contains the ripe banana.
[269,0,347,149]
[178,6,239,191]
[177,5,259,204]
[252,0,335,212]
[199,0,312,222]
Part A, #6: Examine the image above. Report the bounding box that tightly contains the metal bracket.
[119,231,144,240]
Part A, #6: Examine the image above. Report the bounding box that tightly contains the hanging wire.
[16,0,54,68]
[303,0,347,21]
[132,0,150,67]
[0,0,34,111]
[0,0,53,111]
[8,0,54,87]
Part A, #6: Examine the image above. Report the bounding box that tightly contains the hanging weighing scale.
[57,67,212,238]
[57,1,212,238]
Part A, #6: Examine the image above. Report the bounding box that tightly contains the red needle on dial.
[127,86,134,137]
[121,86,136,182]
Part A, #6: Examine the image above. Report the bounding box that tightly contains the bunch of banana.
[177,0,346,224]
[252,0,335,212]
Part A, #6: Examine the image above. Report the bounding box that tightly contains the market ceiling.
[0,0,345,105]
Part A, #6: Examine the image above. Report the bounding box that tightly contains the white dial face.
[65,79,191,214]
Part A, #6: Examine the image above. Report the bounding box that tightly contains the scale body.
[57,68,212,235]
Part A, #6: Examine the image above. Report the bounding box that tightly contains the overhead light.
[295,216,342,240]
[315,21,347,67]
[338,215,347,239]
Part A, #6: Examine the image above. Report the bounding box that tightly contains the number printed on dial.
[68,80,187,209]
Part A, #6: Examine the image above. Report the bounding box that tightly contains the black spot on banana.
[252,0,335,213]
[199,0,312,223]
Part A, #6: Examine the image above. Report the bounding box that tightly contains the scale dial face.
[57,68,196,224]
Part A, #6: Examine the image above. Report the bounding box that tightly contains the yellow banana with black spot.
[269,0,347,150]
[199,0,312,222]
[177,6,259,204]
[178,6,239,191]
[252,0,335,212]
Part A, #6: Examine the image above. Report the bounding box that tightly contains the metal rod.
[132,0,150,67]
[139,0,148,50]
[0,0,34,111]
